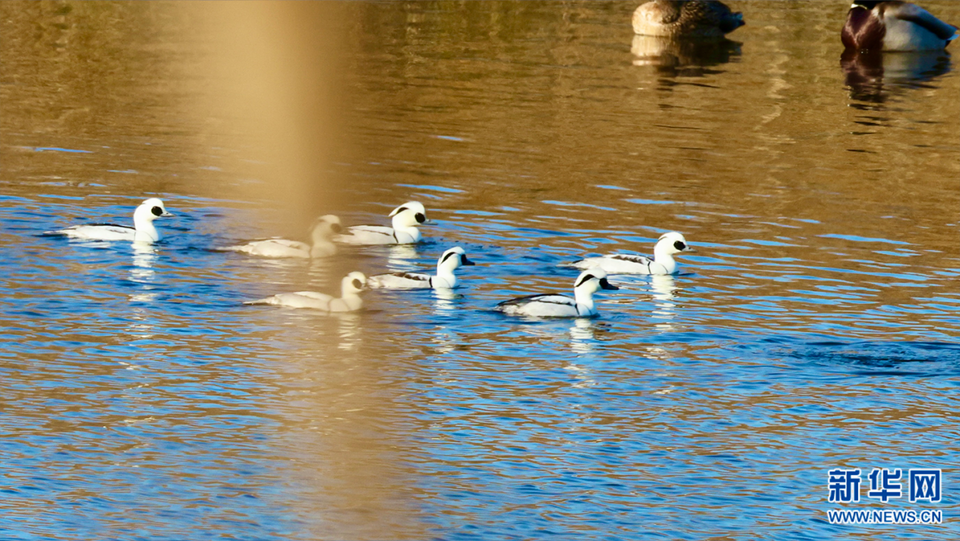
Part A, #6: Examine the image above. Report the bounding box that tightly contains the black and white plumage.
[632,0,745,39]
[336,201,428,245]
[496,269,619,318]
[842,1,958,52]
[221,215,342,258]
[48,198,173,244]
[244,271,367,312]
[368,246,475,289]
[563,232,694,275]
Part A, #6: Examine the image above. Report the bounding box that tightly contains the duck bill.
[161,211,174,217]
[600,279,618,290]
[462,256,476,266]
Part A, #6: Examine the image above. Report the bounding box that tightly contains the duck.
[49,198,173,244]
[244,271,366,312]
[632,0,745,39]
[368,246,475,289]
[496,269,619,318]
[221,215,341,258]
[336,201,427,245]
[562,232,694,275]
[842,1,958,52]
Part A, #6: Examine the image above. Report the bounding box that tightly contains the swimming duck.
[368,246,475,289]
[842,1,958,52]
[336,202,427,245]
[49,198,173,244]
[632,0,745,39]
[496,269,619,318]
[563,232,694,275]
[222,215,341,258]
[244,271,366,312]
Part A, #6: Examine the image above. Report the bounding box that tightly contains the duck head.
[574,268,619,295]
[341,271,367,297]
[655,231,694,257]
[437,246,475,272]
[311,214,343,240]
[134,198,173,222]
[389,201,428,229]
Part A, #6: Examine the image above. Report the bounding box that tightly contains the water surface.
[1,1,958,539]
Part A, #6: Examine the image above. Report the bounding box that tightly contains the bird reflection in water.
[332,312,363,351]
[129,243,159,304]
[841,49,952,103]
[432,286,459,315]
[387,244,419,268]
[568,317,601,357]
[631,35,741,76]
[566,319,602,388]
[650,274,678,331]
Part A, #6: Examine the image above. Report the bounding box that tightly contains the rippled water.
[2,1,959,539]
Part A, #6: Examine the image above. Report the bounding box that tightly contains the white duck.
[368,246,475,289]
[564,231,694,275]
[336,201,427,245]
[222,215,341,258]
[245,271,366,312]
[496,269,619,318]
[50,198,173,244]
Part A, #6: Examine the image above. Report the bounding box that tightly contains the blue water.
[2,1,959,540]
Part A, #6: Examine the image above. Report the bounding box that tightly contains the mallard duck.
[842,1,958,52]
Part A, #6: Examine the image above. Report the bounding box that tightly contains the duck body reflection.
[631,34,741,73]
[841,48,952,101]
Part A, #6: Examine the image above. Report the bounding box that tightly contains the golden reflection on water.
[2,0,959,538]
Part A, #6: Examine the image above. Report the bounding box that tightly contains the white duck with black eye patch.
[563,231,694,275]
[221,214,342,258]
[368,246,475,289]
[49,198,173,244]
[336,201,428,245]
[244,271,367,312]
[496,269,619,318]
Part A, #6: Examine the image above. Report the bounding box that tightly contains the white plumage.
[368,246,475,289]
[336,201,427,245]
[245,271,367,312]
[564,231,694,275]
[49,198,173,244]
[222,215,341,258]
[496,269,619,318]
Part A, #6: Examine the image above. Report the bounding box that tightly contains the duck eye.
[674,241,686,251]
[151,206,163,217]
[352,279,363,289]
[415,213,426,224]
[331,223,342,233]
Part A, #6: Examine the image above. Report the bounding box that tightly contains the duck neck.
[340,288,363,310]
[435,267,458,288]
[310,239,335,257]
[393,224,420,242]
[574,288,596,316]
[653,248,677,274]
[133,214,159,243]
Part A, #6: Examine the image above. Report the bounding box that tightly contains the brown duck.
[632,0,745,39]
